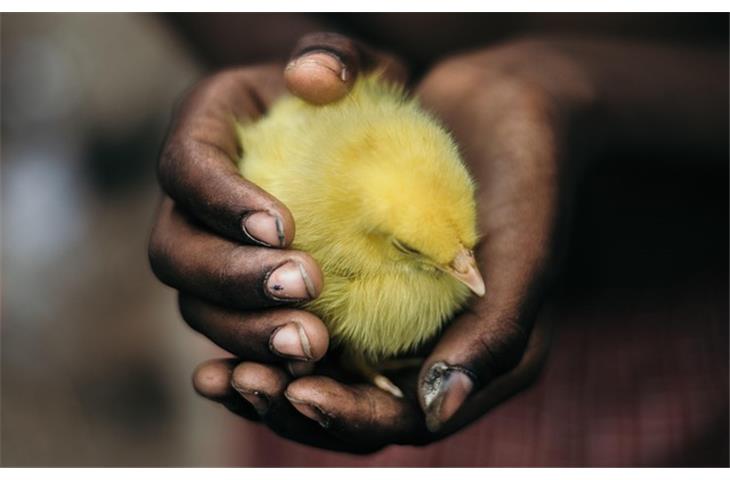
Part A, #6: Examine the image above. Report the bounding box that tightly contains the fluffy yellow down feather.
[237,74,480,367]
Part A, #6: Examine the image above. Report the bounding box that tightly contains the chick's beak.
[446,248,486,297]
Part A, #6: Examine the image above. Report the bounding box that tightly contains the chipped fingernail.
[232,387,270,415]
[266,261,317,300]
[285,394,331,428]
[242,211,285,247]
[421,361,475,432]
[270,322,313,361]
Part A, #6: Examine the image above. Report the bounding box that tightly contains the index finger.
[158,64,295,247]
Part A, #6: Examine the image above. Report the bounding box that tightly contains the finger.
[418,239,553,431]
[418,260,551,432]
[229,362,354,452]
[149,198,323,309]
[180,295,329,364]
[417,308,531,433]
[159,65,295,247]
[230,361,290,416]
[285,376,428,448]
[432,313,553,439]
[192,358,258,421]
[284,32,408,105]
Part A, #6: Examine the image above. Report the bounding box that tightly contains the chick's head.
[343,110,485,296]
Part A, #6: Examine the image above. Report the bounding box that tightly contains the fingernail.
[285,393,331,428]
[266,261,317,300]
[232,387,269,415]
[242,211,285,247]
[270,322,313,361]
[287,51,346,82]
[421,362,474,432]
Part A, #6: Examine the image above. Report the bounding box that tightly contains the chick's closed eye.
[392,238,422,256]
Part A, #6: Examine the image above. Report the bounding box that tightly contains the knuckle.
[148,226,173,284]
[197,67,252,97]
[157,138,189,195]
[473,334,501,378]
[473,317,530,377]
[218,246,260,300]
[422,51,553,113]
[156,147,174,189]
[426,55,483,86]
[497,320,530,369]
[177,295,201,330]
[418,56,486,109]
[221,246,252,283]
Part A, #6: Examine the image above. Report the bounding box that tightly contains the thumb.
[284,32,407,105]
[418,306,533,432]
[417,238,556,434]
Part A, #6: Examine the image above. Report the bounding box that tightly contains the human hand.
[187,39,581,453]
[410,40,588,432]
[147,33,407,437]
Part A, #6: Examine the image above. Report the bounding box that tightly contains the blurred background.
[1,13,219,466]
[1,13,728,467]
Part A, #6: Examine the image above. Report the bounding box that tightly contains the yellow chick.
[237,74,484,396]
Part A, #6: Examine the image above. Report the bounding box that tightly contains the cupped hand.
[148,59,328,386]
[147,33,408,432]
[183,39,581,453]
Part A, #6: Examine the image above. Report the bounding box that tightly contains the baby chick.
[237,74,484,397]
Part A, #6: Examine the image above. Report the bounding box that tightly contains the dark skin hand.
[150,33,726,452]
[149,33,562,452]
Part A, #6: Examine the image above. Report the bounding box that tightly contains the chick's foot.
[345,353,405,398]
